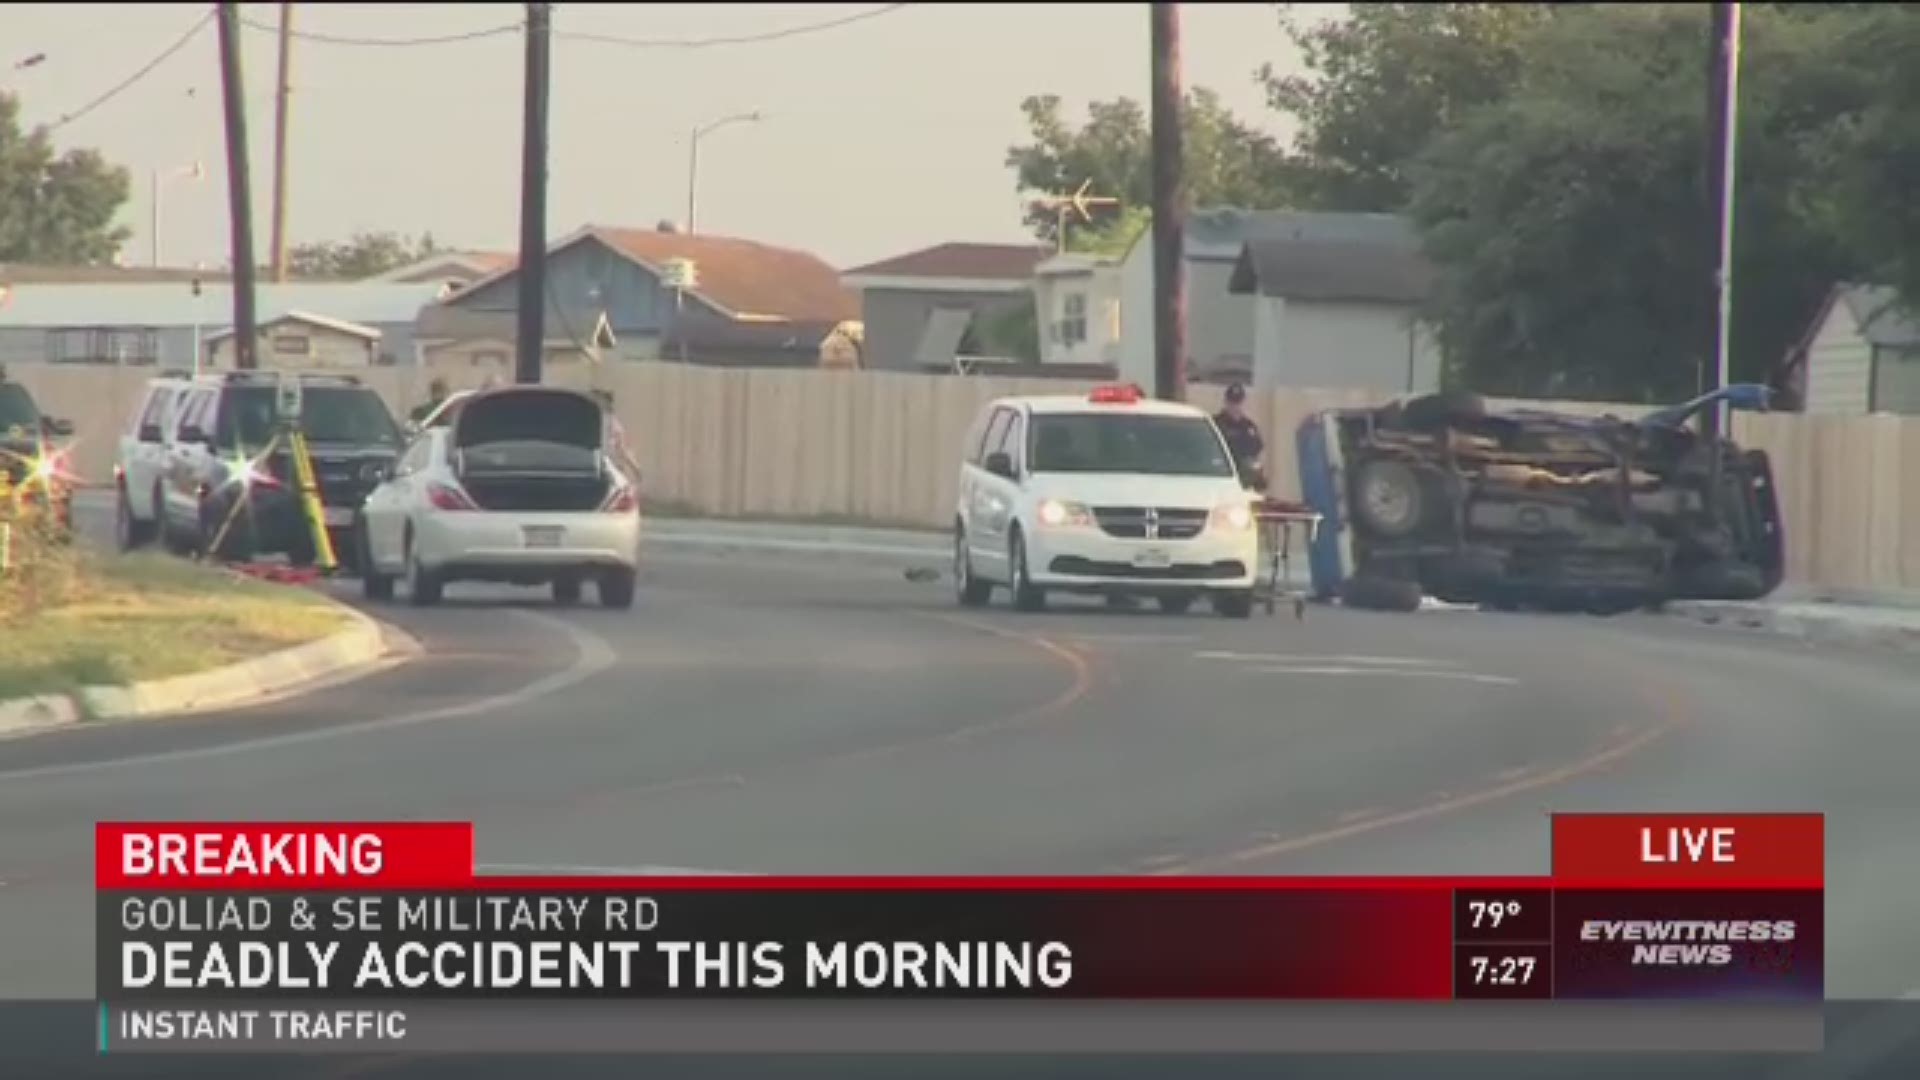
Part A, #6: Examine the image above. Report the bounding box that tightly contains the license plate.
[523,526,564,549]
[323,507,354,527]
[1133,547,1172,568]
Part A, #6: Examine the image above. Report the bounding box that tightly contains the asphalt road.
[5,500,1920,1074]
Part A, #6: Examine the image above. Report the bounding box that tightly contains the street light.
[686,111,762,235]
[151,161,205,268]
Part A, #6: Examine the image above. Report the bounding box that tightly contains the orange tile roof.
[591,227,857,323]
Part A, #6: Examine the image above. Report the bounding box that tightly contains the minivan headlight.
[1210,501,1255,531]
[1037,499,1094,527]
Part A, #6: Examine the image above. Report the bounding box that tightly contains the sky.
[5,2,1328,272]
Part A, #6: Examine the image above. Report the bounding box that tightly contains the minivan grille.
[1093,506,1209,540]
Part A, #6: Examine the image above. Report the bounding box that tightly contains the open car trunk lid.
[452,388,612,512]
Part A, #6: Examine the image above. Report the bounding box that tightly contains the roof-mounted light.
[1088,383,1143,405]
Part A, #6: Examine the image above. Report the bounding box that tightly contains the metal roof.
[0,282,448,330]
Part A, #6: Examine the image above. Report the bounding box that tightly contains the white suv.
[953,384,1260,617]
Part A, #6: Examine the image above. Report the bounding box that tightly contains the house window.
[272,334,312,356]
[1056,293,1087,346]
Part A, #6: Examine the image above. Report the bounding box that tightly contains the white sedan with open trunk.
[354,386,641,609]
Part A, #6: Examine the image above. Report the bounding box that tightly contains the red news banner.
[94,814,1823,1006]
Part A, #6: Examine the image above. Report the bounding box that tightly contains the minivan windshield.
[219,386,401,449]
[1028,413,1236,478]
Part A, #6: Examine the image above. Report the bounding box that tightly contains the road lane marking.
[1190,645,1443,664]
[527,611,1097,816]
[0,610,617,782]
[1251,664,1521,686]
[1154,724,1670,874]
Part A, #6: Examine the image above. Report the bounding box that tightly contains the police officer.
[1214,383,1265,490]
[410,378,449,423]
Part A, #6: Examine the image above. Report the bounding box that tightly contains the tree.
[1407,4,1876,401]
[289,230,440,279]
[1005,89,1304,246]
[1262,3,1553,212]
[0,94,132,264]
[1816,7,1920,306]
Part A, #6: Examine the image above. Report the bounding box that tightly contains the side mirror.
[984,451,1016,479]
[44,417,74,437]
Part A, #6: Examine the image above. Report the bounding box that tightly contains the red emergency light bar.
[1088,383,1143,404]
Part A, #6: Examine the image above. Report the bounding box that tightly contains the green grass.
[0,550,350,702]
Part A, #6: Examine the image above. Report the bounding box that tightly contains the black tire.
[1351,458,1427,538]
[1340,575,1424,613]
[326,526,358,574]
[114,489,154,551]
[1158,594,1196,615]
[286,525,317,569]
[1009,530,1046,613]
[202,501,256,563]
[553,576,583,605]
[1398,390,1487,430]
[598,569,637,610]
[404,533,442,607]
[358,520,394,602]
[954,526,991,607]
[1212,590,1255,619]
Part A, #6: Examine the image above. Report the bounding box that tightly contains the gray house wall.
[450,240,673,361]
[0,320,416,369]
[860,288,1027,371]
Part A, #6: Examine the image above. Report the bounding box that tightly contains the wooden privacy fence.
[14,363,1919,594]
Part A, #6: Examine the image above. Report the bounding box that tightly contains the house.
[1031,253,1122,367]
[1227,215,1440,394]
[413,306,618,370]
[0,282,449,369]
[1118,209,1439,394]
[364,251,515,290]
[840,242,1050,371]
[1795,283,1920,415]
[204,311,382,369]
[430,225,858,368]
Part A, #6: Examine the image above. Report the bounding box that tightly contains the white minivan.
[952,384,1260,617]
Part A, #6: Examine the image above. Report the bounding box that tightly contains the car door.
[163,389,217,529]
[121,387,163,519]
[963,406,1014,576]
[365,432,435,570]
[975,408,1027,578]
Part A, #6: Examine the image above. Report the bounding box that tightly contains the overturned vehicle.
[1295,385,1785,614]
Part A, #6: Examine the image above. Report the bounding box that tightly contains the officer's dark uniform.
[1214,386,1265,488]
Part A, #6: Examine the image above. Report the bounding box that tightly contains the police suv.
[953,384,1260,617]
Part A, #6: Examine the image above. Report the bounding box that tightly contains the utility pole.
[268,2,295,283]
[1703,2,1741,516]
[216,3,259,371]
[514,2,552,385]
[1149,3,1186,402]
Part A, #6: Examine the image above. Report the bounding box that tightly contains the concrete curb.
[1665,600,1920,654]
[0,602,394,738]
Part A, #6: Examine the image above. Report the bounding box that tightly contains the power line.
[237,17,524,48]
[46,12,213,131]
[556,4,912,50]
